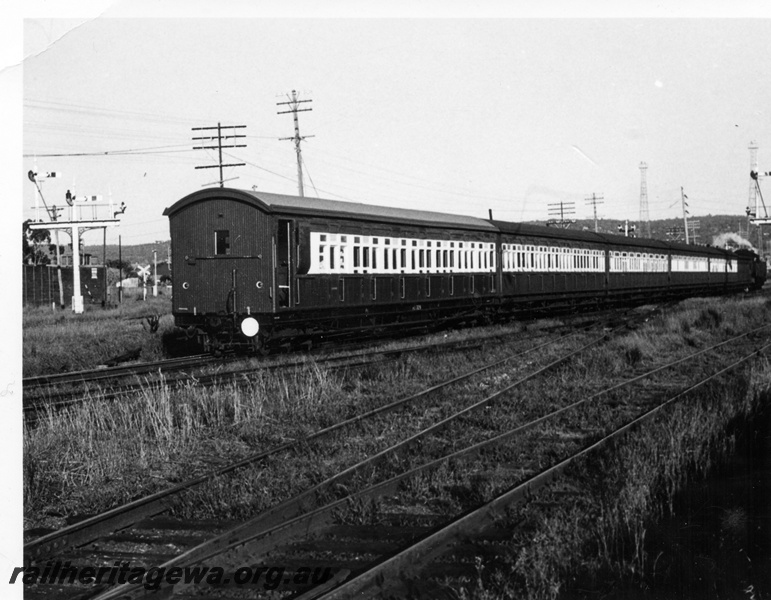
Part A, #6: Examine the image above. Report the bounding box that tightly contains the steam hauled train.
[163,188,767,353]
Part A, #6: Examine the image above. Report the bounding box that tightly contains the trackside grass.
[448,298,771,599]
[481,367,768,600]
[24,325,533,528]
[22,295,771,599]
[23,297,176,377]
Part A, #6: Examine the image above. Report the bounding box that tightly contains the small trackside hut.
[163,188,501,352]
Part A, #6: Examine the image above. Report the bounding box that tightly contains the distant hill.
[83,214,762,266]
[84,241,171,267]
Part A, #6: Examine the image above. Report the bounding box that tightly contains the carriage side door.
[275,219,293,308]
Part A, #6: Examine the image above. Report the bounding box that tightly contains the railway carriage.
[495,223,618,311]
[165,189,504,351]
[164,188,766,353]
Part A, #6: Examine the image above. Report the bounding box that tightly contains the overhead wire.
[26,96,526,210]
[28,97,689,224]
[222,150,305,188]
[24,98,208,126]
[305,141,529,206]
[26,103,512,212]
[23,144,196,158]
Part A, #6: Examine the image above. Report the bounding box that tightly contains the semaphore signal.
[26,168,125,313]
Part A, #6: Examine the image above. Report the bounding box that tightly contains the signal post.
[749,169,771,256]
[27,170,125,314]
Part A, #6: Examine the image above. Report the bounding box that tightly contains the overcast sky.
[3,2,771,587]
[12,5,771,249]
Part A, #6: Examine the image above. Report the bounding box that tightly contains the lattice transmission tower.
[639,162,650,238]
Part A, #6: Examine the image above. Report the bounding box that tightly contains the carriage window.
[319,246,326,270]
[215,230,230,255]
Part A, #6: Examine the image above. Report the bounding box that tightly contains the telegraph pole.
[585,193,604,233]
[546,201,576,228]
[192,123,246,187]
[277,90,313,197]
[687,220,700,244]
[666,226,685,241]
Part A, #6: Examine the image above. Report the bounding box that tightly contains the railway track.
[24,319,595,559]
[90,326,767,600]
[23,353,213,389]
[22,303,703,599]
[21,344,441,421]
[22,311,613,422]
[316,342,771,599]
[23,353,219,410]
[23,324,507,403]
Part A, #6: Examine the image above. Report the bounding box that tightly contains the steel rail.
[83,311,662,600]
[22,299,642,401]
[116,332,610,578]
[23,354,215,388]
[89,324,769,600]
[319,340,771,599]
[24,328,579,563]
[22,327,546,413]
[21,334,507,425]
[23,352,401,419]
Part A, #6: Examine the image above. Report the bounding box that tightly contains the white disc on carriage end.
[240,317,260,337]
